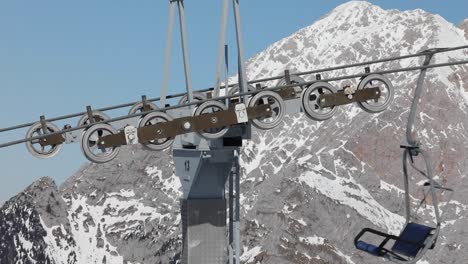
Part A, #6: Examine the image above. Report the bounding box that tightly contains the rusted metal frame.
[98,104,272,148]
[38,115,66,146]
[318,87,381,108]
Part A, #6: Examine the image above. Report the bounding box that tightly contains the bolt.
[211,117,218,123]
[266,108,271,112]
[183,122,191,130]
[347,95,353,100]
[156,129,162,134]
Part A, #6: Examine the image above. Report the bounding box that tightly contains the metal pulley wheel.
[228,84,257,101]
[138,112,175,151]
[357,74,395,113]
[77,111,110,128]
[80,123,120,163]
[248,91,286,130]
[178,92,207,105]
[301,82,339,121]
[25,122,63,159]
[276,75,306,95]
[128,101,158,115]
[194,101,229,139]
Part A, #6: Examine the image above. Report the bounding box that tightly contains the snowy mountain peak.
[246,1,467,83]
[331,0,382,16]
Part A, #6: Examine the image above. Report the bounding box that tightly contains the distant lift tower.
[165,0,249,263]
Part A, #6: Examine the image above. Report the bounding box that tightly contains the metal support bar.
[86,106,95,124]
[406,54,434,146]
[214,0,230,97]
[284,70,291,84]
[177,0,194,104]
[402,52,442,225]
[232,0,248,104]
[160,0,177,108]
[39,116,48,134]
[141,95,151,111]
[234,150,241,264]
[319,87,381,108]
[229,162,234,245]
[98,104,272,148]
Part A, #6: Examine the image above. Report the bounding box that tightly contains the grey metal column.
[213,0,230,97]
[177,0,194,103]
[232,0,249,104]
[234,150,241,264]
[160,0,177,108]
[174,149,238,264]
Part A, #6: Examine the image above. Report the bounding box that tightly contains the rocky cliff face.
[460,19,468,39]
[1,1,468,264]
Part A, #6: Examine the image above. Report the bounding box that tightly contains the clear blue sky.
[0,0,466,201]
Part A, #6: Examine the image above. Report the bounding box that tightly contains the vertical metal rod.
[177,0,194,103]
[228,162,234,264]
[406,54,434,146]
[225,45,230,105]
[39,116,48,134]
[86,106,95,124]
[402,151,411,224]
[234,150,241,264]
[228,246,233,264]
[232,0,249,104]
[229,161,234,245]
[421,150,442,225]
[160,0,177,108]
[214,0,230,97]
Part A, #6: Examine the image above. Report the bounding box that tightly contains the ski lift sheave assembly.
[0,0,467,263]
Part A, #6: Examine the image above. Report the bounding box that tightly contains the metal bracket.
[277,87,298,99]
[98,104,272,148]
[284,70,291,85]
[39,116,48,135]
[319,87,381,108]
[400,145,420,163]
[37,115,66,146]
[235,103,248,123]
[86,106,95,124]
[141,95,152,112]
[124,126,139,145]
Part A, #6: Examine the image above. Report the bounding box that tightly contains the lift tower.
[164,0,250,262]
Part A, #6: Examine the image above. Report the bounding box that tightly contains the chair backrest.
[391,223,434,257]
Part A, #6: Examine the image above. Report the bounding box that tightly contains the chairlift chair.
[354,52,454,264]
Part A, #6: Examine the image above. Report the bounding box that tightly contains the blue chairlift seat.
[391,223,434,257]
[354,222,435,261]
